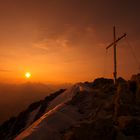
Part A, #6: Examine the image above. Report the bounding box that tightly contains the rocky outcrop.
[63,118,116,140]
[131,73,140,104]
[62,74,140,140]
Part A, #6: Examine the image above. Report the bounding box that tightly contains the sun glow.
[25,72,31,79]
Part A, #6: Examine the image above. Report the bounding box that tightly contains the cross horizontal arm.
[106,33,127,50]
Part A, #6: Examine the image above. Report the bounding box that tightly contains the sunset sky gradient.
[0,0,140,83]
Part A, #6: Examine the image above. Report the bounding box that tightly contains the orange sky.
[0,0,140,83]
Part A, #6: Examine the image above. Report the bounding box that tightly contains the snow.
[14,83,90,140]
[14,103,83,140]
[46,84,80,112]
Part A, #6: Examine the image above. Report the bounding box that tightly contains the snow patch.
[15,103,83,140]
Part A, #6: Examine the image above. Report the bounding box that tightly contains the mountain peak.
[1,74,140,140]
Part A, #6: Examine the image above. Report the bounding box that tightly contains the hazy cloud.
[0,69,11,72]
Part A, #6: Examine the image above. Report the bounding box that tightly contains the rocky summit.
[1,74,140,140]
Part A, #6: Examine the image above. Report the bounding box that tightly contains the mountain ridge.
[1,74,140,140]
[0,89,66,140]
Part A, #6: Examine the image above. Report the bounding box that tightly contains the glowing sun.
[25,72,31,79]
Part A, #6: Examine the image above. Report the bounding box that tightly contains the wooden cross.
[106,26,126,84]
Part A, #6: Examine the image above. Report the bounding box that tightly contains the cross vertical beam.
[106,27,126,84]
[113,26,117,84]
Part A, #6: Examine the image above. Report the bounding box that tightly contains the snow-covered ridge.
[14,81,112,140]
[0,83,83,140]
[15,103,83,140]
[0,89,66,140]
[46,84,81,112]
[14,83,92,140]
[2,74,140,140]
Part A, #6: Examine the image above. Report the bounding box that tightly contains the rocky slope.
[62,74,140,140]
[0,89,66,140]
[1,74,140,140]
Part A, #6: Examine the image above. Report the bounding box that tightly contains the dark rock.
[118,116,140,136]
[131,74,140,105]
[63,118,117,140]
[93,78,114,87]
[117,77,126,84]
